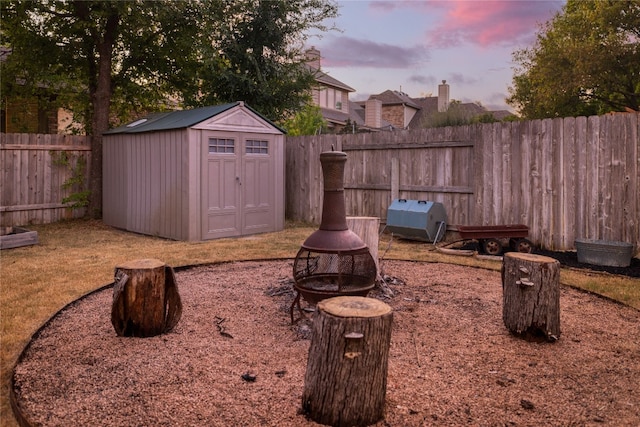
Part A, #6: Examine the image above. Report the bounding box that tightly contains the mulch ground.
[10,259,640,426]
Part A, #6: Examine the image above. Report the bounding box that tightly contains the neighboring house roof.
[490,110,514,120]
[320,102,395,131]
[368,90,421,110]
[320,107,351,125]
[104,102,285,135]
[457,102,487,117]
[408,96,438,114]
[348,101,395,130]
[312,68,355,93]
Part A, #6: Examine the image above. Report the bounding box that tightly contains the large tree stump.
[111,259,182,337]
[302,296,393,427]
[502,252,560,341]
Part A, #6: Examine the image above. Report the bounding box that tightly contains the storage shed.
[103,102,285,241]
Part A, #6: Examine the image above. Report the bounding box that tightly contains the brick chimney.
[438,80,450,112]
[305,47,321,70]
[365,98,382,129]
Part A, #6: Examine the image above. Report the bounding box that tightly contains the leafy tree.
[281,104,327,136]
[1,0,338,217]
[189,0,338,120]
[507,0,640,119]
[500,114,521,122]
[338,118,359,134]
[1,1,204,217]
[422,100,472,128]
[472,113,499,124]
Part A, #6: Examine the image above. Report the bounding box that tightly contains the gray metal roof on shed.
[104,102,284,134]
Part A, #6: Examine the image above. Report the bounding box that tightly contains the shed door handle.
[236,176,242,185]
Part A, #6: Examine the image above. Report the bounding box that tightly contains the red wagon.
[456,224,533,255]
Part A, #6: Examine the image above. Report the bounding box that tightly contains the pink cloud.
[425,0,563,48]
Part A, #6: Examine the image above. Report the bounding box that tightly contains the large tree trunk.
[502,252,561,341]
[87,10,119,219]
[302,296,393,427]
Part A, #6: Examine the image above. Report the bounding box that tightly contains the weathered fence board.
[286,113,639,253]
[562,116,576,249]
[1,133,89,226]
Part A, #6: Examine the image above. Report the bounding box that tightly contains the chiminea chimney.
[438,80,450,112]
[299,151,366,251]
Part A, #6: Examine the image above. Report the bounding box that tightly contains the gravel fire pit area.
[11,260,640,426]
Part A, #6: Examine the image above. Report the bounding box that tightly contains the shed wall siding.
[132,129,188,240]
[274,134,285,232]
[185,129,202,241]
[104,129,190,240]
[103,134,129,229]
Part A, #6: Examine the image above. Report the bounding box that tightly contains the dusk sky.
[309,0,565,113]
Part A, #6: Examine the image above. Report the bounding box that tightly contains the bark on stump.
[111,259,182,337]
[302,296,393,427]
[502,252,560,342]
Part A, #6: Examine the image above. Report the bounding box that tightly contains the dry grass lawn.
[1,219,638,427]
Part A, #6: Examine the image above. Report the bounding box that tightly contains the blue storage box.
[386,199,447,243]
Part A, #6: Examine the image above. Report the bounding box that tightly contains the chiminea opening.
[291,150,377,321]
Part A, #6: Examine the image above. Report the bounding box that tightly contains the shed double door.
[202,132,275,240]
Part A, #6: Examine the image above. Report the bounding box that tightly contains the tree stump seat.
[302,296,393,427]
[502,252,560,342]
[111,258,182,337]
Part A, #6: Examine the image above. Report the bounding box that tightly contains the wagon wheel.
[514,238,533,253]
[482,238,503,255]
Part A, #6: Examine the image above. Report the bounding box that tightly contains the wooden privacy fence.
[1,133,90,226]
[2,112,638,253]
[286,112,639,252]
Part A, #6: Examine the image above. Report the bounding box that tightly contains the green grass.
[560,272,640,307]
[1,218,638,427]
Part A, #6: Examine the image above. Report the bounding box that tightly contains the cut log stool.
[302,296,393,427]
[502,252,560,341]
[111,259,182,337]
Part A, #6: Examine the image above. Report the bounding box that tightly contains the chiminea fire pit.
[291,150,377,322]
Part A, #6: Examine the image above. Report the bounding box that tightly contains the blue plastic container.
[386,199,447,243]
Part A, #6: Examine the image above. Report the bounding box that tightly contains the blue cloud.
[317,36,429,68]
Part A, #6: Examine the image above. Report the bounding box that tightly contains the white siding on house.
[317,87,349,111]
[404,107,419,128]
